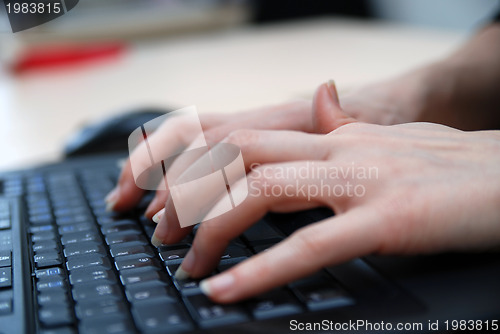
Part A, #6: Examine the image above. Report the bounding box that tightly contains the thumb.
[313,80,357,134]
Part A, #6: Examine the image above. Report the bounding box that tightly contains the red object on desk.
[12,43,125,74]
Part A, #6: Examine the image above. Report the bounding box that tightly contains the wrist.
[407,62,458,126]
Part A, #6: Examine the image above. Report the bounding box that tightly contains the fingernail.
[152,208,165,224]
[105,186,119,212]
[174,266,190,280]
[327,79,338,100]
[199,273,235,297]
[105,200,116,212]
[174,248,196,280]
[199,280,211,296]
[151,234,162,247]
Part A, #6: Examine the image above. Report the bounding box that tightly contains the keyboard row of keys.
[24,168,356,333]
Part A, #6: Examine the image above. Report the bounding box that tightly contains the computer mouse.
[64,108,169,157]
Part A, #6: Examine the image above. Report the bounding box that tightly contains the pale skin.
[105,24,500,303]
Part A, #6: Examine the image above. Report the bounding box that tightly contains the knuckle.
[288,228,324,259]
[330,121,368,135]
[224,129,260,149]
[202,129,222,146]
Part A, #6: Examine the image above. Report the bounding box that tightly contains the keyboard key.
[58,223,96,235]
[39,306,74,327]
[159,248,189,265]
[0,299,12,315]
[56,214,93,226]
[249,289,302,319]
[33,240,59,253]
[75,299,128,320]
[217,257,247,272]
[63,242,106,258]
[0,219,10,230]
[69,266,117,285]
[54,206,88,218]
[143,225,155,239]
[156,235,193,251]
[290,273,354,311]
[29,206,51,217]
[110,243,154,258]
[0,251,11,267]
[61,231,101,245]
[106,232,147,246]
[31,231,57,242]
[185,294,249,328]
[72,283,123,302]
[219,246,252,263]
[79,315,135,334]
[125,281,177,304]
[36,267,62,279]
[165,264,180,276]
[37,291,69,307]
[173,276,203,296]
[30,214,53,225]
[115,255,159,271]
[37,277,67,291]
[101,222,141,235]
[132,300,192,333]
[96,216,124,226]
[67,254,111,271]
[242,220,283,244]
[120,268,168,286]
[34,252,63,268]
[30,225,54,234]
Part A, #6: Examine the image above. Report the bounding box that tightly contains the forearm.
[416,23,500,130]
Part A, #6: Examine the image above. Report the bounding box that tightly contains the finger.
[110,101,312,212]
[151,207,164,224]
[313,81,357,134]
[200,207,382,303]
[144,143,209,220]
[107,112,207,211]
[204,100,314,141]
[105,160,145,212]
[198,113,236,129]
[219,129,329,168]
[167,160,350,280]
[152,130,329,245]
[147,190,167,221]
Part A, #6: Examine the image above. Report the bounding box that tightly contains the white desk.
[0,18,465,171]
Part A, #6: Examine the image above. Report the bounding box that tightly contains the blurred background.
[0,0,499,170]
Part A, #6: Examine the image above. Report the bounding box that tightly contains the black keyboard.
[0,154,413,334]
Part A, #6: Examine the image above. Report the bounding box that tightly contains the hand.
[105,99,315,216]
[157,83,500,303]
[108,22,500,218]
[341,23,500,131]
[105,69,443,218]
[106,82,357,217]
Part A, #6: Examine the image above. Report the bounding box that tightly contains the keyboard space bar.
[0,197,33,334]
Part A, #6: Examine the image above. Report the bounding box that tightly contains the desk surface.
[0,18,466,171]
